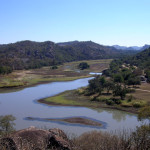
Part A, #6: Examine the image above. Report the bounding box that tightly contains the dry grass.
[71,125,150,150]
[131,83,150,103]
[0,59,112,89]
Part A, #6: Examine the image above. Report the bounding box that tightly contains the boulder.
[0,127,71,150]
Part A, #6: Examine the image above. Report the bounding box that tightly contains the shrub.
[97,97,109,102]
[132,101,146,108]
[112,99,122,104]
[0,115,16,136]
[76,88,85,95]
[78,62,89,70]
[90,96,97,101]
[51,65,58,69]
[127,95,133,102]
[106,99,114,105]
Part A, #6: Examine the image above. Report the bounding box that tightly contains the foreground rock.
[0,127,71,150]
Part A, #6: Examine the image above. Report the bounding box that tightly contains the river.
[0,77,141,136]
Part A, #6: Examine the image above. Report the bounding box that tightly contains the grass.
[131,84,150,104]
[43,93,81,106]
[39,85,150,114]
[0,59,112,89]
[39,90,102,109]
[121,99,147,108]
[71,125,150,150]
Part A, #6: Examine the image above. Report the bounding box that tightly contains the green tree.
[113,74,124,84]
[87,76,106,96]
[145,70,150,83]
[51,65,58,69]
[127,77,141,87]
[104,80,114,94]
[0,115,16,135]
[113,84,127,100]
[78,62,90,70]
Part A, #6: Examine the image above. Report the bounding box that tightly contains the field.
[0,59,112,90]
[131,83,150,104]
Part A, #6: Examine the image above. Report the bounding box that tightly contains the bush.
[127,95,133,102]
[97,97,109,102]
[51,65,58,69]
[0,115,16,136]
[90,96,97,101]
[132,101,146,108]
[78,62,89,70]
[112,99,122,104]
[106,99,114,105]
[76,88,85,95]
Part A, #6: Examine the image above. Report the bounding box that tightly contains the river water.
[0,77,141,135]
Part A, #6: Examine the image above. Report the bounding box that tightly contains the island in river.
[26,116,104,128]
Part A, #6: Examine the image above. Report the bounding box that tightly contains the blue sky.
[0,0,150,46]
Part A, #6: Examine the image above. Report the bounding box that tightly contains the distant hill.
[0,40,138,73]
[113,44,150,51]
[130,47,150,69]
[57,40,79,46]
[109,47,150,71]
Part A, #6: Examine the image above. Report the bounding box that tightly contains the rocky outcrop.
[0,127,71,150]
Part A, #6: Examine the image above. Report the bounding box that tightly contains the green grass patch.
[44,93,81,106]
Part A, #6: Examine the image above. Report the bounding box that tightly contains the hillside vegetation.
[103,47,150,82]
[0,40,137,74]
[40,47,150,113]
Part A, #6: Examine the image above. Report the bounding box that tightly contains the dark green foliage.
[0,115,16,135]
[113,84,127,100]
[145,70,150,83]
[78,62,89,70]
[105,47,150,83]
[0,40,137,74]
[132,102,143,108]
[106,99,114,105]
[0,66,13,74]
[121,68,132,82]
[51,65,58,69]
[127,95,133,102]
[138,106,150,122]
[113,73,124,83]
[112,98,122,104]
[104,80,114,94]
[88,75,128,100]
[127,76,141,87]
[87,76,105,95]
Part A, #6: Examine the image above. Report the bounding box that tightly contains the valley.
[0,59,111,90]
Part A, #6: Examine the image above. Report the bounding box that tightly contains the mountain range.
[0,40,147,73]
[113,44,150,51]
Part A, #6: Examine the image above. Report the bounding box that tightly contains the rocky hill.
[0,40,137,74]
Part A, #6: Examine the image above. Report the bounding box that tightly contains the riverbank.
[38,89,143,114]
[0,59,112,91]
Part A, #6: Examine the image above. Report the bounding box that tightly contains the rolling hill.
[0,40,138,73]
